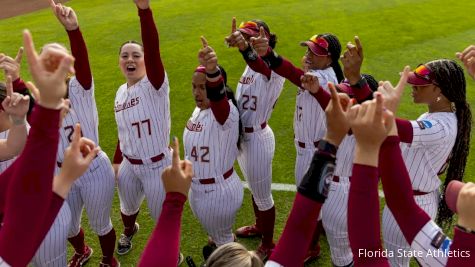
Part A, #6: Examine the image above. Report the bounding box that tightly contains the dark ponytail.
[427,59,472,228]
[218,65,243,149]
[319,33,344,82]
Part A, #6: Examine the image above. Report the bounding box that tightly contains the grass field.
[1,0,475,266]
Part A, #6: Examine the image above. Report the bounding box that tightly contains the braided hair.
[217,65,243,149]
[319,33,344,82]
[251,20,277,49]
[427,59,472,228]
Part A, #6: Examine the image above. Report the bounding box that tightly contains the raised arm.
[268,85,352,266]
[0,48,28,93]
[139,138,192,266]
[456,45,475,80]
[199,37,230,125]
[135,0,165,89]
[0,30,74,266]
[50,0,92,89]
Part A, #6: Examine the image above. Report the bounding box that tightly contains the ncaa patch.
[431,231,450,250]
[416,120,432,130]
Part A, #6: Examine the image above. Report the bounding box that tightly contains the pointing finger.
[259,26,266,38]
[23,30,40,74]
[396,66,410,96]
[231,17,236,33]
[171,137,180,169]
[200,36,208,48]
[15,47,24,64]
[71,123,81,150]
[354,36,363,57]
[49,0,56,10]
[5,76,13,97]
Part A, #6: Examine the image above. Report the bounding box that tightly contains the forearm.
[139,192,186,266]
[139,7,165,89]
[349,78,373,103]
[262,49,304,87]
[0,105,60,266]
[269,193,321,266]
[310,87,331,109]
[348,164,388,266]
[379,136,430,244]
[207,75,230,125]
[240,46,272,79]
[0,118,27,160]
[12,78,27,94]
[446,228,475,267]
[67,28,92,89]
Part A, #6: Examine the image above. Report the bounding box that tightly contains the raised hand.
[1,76,30,121]
[341,36,364,85]
[456,182,475,231]
[23,30,74,109]
[0,47,23,81]
[349,93,394,153]
[161,137,193,196]
[324,83,353,146]
[300,72,320,94]
[224,17,249,51]
[49,0,79,31]
[133,0,150,10]
[456,45,475,80]
[250,27,269,56]
[54,124,99,197]
[198,36,218,73]
[377,66,410,114]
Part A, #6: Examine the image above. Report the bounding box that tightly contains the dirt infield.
[0,0,69,20]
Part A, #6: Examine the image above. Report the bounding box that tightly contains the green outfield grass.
[1,0,475,266]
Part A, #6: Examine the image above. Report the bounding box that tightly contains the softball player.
[381,60,471,267]
[46,2,119,266]
[113,0,174,260]
[240,29,344,262]
[225,18,285,259]
[184,38,243,251]
[347,89,474,267]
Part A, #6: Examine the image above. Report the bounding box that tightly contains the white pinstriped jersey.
[57,77,99,163]
[183,101,239,179]
[236,66,285,127]
[114,74,170,159]
[400,112,457,192]
[0,257,10,267]
[410,220,451,267]
[334,135,356,177]
[294,68,337,144]
[0,130,15,172]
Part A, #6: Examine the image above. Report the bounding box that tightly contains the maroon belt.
[332,176,351,183]
[298,141,319,149]
[199,168,234,185]
[244,122,267,133]
[124,153,165,165]
[413,190,430,196]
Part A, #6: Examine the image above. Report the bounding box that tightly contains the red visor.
[238,21,260,37]
[407,64,438,86]
[300,35,330,56]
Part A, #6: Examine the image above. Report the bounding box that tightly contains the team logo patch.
[430,231,449,250]
[416,120,432,130]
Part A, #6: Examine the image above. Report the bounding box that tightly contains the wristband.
[297,152,335,203]
[315,140,338,157]
[240,45,258,61]
[262,49,283,68]
[206,69,221,79]
[350,76,368,89]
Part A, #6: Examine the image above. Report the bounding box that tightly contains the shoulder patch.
[416,120,432,130]
[431,231,448,249]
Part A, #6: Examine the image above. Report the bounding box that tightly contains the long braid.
[427,59,472,228]
[319,33,344,82]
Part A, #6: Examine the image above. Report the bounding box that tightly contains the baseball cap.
[407,64,439,86]
[445,180,464,213]
[300,35,331,56]
[238,21,260,37]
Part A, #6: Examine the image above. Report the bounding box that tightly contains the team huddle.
[0,0,475,266]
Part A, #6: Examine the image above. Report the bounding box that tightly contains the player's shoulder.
[68,76,95,94]
[140,73,170,93]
